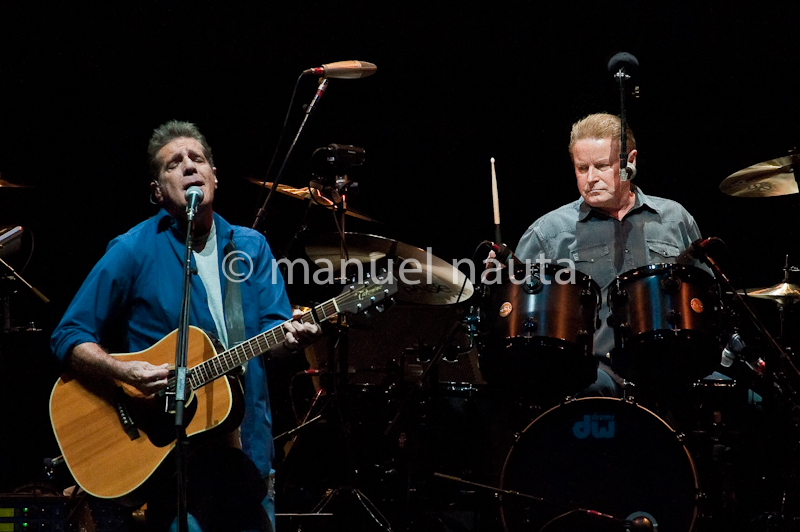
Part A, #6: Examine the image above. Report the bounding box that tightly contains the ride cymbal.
[306,233,474,305]
[720,155,799,198]
[245,178,379,222]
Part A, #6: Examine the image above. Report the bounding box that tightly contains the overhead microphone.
[607,51,639,75]
[607,51,639,182]
[302,60,377,79]
[185,186,204,220]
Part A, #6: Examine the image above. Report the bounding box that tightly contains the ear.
[151,180,163,203]
[628,149,637,166]
[213,167,218,189]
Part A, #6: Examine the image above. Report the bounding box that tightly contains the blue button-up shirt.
[515,186,704,360]
[51,209,292,476]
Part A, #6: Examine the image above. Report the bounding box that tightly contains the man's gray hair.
[147,120,214,179]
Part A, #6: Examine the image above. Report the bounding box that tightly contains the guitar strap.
[223,239,246,347]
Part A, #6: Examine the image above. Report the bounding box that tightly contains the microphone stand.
[252,77,329,233]
[704,254,800,403]
[173,207,198,532]
[615,66,631,180]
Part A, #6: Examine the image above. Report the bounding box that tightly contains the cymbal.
[245,178,378,222]
[720,155,799,197]
[737,282,800,304]
[0,175,30,188]
[306,233,474,305]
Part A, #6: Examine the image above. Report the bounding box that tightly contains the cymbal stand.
[705,253,800,404]
[432,473,628,529]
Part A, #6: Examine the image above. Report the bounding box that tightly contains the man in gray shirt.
[515,113,707,396]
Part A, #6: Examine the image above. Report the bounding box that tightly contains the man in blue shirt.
[515,113,708,396]
[51,120,321,531]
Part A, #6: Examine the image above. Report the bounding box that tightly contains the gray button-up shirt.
[515,186,704,360]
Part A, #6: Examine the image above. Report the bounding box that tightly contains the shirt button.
[625,249,630,253]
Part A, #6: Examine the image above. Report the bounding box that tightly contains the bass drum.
[480,263,600,399]
[608,263,721,385]
[500,398,700,532]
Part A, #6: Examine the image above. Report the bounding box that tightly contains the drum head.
[500,398,699,532]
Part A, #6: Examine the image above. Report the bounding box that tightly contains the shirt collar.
[577,186,659,221]
[155,208,234,246]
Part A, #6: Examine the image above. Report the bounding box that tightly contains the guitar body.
[49,326,242,500]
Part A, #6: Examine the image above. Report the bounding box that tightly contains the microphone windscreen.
[607,52,639,73]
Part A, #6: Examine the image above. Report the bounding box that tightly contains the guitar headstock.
[335,270,398,316]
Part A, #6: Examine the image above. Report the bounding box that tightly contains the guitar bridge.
[114,387,140,441]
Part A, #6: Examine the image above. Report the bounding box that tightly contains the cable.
[252,72,306,221]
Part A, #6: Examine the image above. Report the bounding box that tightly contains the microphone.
[303,60,377,79]
[676,237,725,264]
[185,186,204,219]
[305,78,329,116]
[721,332,745,368]
[607,52,639,75]
[489,242,528,277]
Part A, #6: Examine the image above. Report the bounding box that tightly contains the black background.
[1,1,799,327]
[2,0,800,501]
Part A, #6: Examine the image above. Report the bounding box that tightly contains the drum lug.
[661,274,683,295]
[523,276,543,294]
[675,431,687,443]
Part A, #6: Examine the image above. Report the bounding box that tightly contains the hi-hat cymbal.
[245,178,379,222]
[737,282,800,304]
[306,233,474,305]
[720,155,799,198]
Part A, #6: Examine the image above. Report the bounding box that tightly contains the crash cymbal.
[720,155,799,197]
[306,233,474,305]
[245,178,378,222]
[0,175,30,188]
[737,282,800,304]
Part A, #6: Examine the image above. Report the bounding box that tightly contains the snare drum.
[608,263,721,385]
[500,397,700,532]
[480,263,600,398]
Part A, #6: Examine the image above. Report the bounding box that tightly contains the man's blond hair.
[568,113,636,157]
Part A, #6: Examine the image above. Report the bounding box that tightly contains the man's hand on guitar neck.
[69,342,170,396]
[275,308,323,357]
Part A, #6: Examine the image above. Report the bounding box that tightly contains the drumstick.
[491,157,501,244]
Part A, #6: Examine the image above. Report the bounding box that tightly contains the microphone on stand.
[607,51,639,182]
[185,186,204,221]
[676,237,726,265]
[486,241,529,280]
[305,77,329,116]
[303,60,377,79]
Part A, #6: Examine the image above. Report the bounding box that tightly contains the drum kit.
[266,153,800,531]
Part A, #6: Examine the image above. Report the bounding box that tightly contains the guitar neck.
[188,300,336,389]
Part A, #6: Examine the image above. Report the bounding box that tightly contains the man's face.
[572,137,636,213]
[152,137,217,218]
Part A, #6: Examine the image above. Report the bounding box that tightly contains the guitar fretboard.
[186,278,391,390]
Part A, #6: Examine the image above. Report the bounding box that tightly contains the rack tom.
[480,262,600,398]
[608,263,721,385]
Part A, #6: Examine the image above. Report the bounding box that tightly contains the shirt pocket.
[571,243,616,287]
[646,239,681,263]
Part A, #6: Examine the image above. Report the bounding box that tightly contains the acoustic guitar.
[50,274,396,500]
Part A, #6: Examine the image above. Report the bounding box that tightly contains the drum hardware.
[433,472,629,530]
